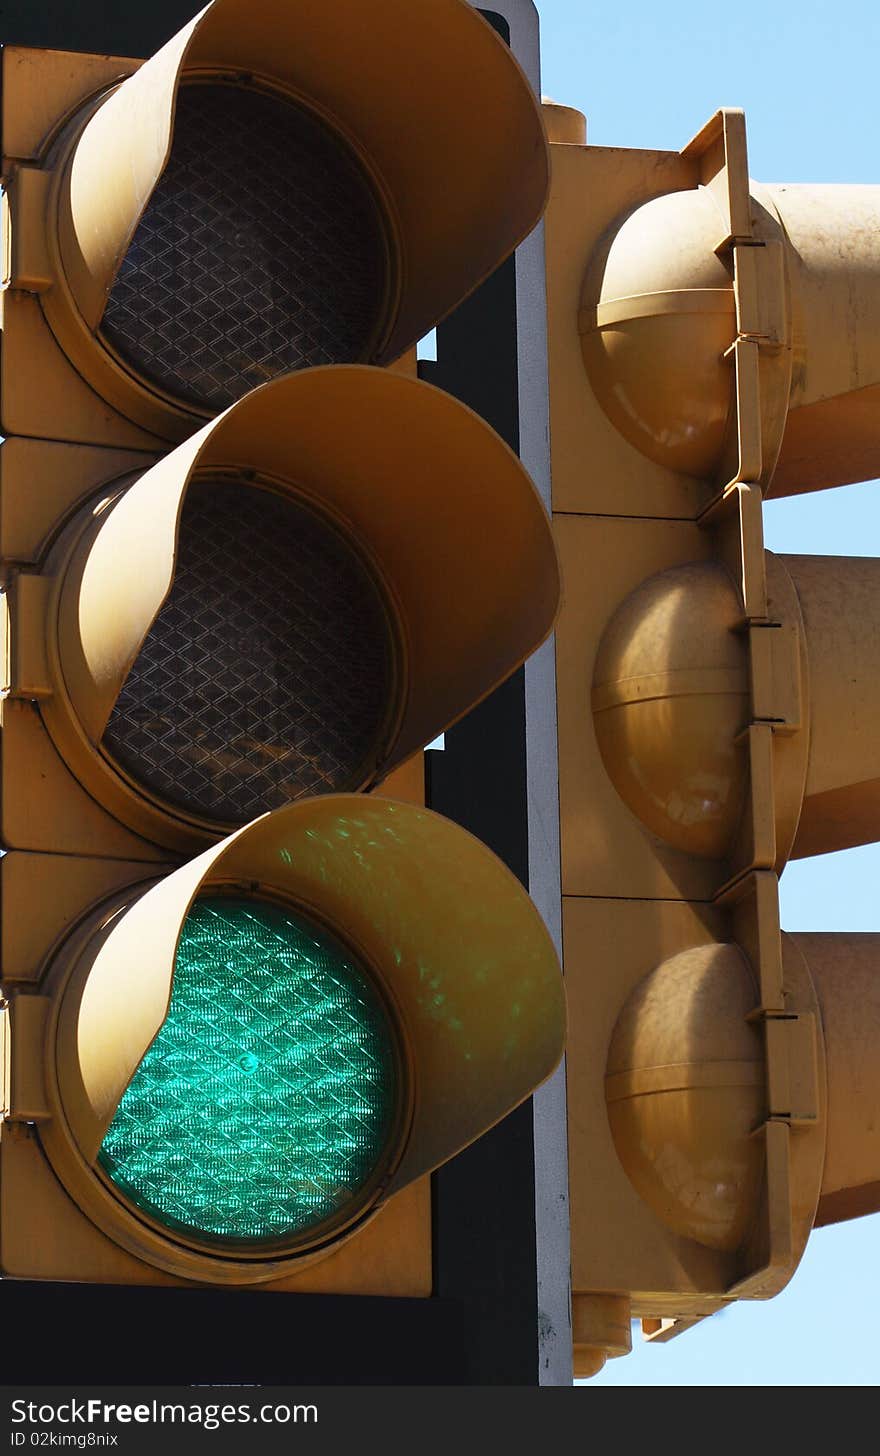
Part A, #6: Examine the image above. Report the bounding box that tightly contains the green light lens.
[97,897,397,1247]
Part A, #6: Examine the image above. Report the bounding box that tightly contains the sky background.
[532,0,880,1388]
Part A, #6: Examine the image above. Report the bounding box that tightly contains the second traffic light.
[542,101,880,1375]
[1,366,559,859]
[0,0,565,1297]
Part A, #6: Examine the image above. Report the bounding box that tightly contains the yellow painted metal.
[3,574,52,698]
[60,0,548,353]
[592,561,751,860]
[4,166,52,291]
[0,1110,434,1292]
[0,769,436,1294]
[563,895,827,1314]
[564,895,752,1309]
[0,284,164,452]
[1,46,166,450]
[0,853,167,987]
[4,994,50,1122]
[778,554,880,858]
[605,943,767,1253]
[378,752,424,807]
[581,185,738,479]
[0,438,154,573]
[786,934,880,1227]
[555,513,716,905]
[545,97,880,1372]
[0,1004,7,1122]
[0,5,555,1306]
[551,506,808,902]
[17,365,559,853]
[589,544,873,872]
[37,794,564,1284]
[760,183,880,497]
[0,697,171,861]
[542,111,715,522]
[541,101,586,146]
[1,47,138,165]
[571,1292,631,1379]
[2,0,548,443]
[578,135,880,500]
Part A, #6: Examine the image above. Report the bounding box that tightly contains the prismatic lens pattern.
[100,82,390,410]
[97,897,397,1245]
[101,476,396,822]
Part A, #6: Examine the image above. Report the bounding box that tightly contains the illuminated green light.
[97,897,397,1246]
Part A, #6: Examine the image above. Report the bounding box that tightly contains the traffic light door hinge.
[727,337,763,485]
[1,992,50,1121]
[733,240,786,349]
[729,875,821,1127]
[764,1012,819,1125]
[2,166,53,293]
[749,620,801,731]
[724,238,788,492]
[2,572,53,697]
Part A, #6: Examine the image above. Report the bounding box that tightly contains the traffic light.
[0,0,566,1299]
[542,100,880,1376]
[1,0,548,447]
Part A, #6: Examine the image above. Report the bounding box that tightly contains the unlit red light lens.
[100,81,390,409]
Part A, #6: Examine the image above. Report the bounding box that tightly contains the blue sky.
[533,0,880,1387]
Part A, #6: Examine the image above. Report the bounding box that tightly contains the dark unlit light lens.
[101,476,397,822]
[100,82,390,410]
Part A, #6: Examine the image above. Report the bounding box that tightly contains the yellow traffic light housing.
[0,0,565,1311]
[0,359,564,1288]
[2,366,558,857]
[544,102,880,1375]
[1,0,548,446]
[4,796,564,1286]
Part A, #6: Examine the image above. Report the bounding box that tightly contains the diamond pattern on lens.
[99,83,389,411]
[101,476,396,822]
[97,897,397,1245]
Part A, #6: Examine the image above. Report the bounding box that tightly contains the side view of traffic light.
[542,101,880,1375]
[0,0,565,1305]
